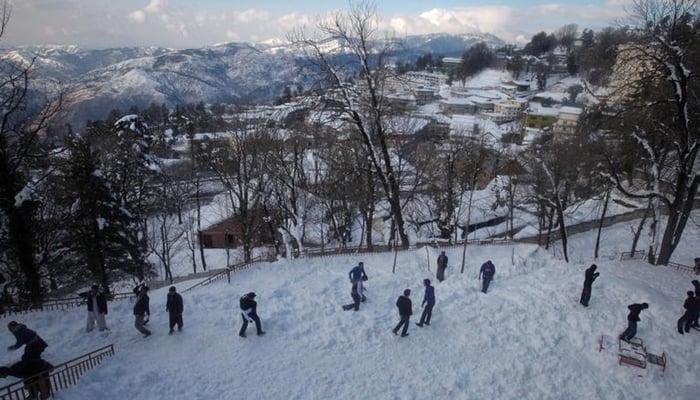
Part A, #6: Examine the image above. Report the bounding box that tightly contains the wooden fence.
[0,344,115,399]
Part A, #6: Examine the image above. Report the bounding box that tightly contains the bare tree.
[289,0,411,248]
[0,1,62,304]
[602,0,700,265]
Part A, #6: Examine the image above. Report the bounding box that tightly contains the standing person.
[478,260,496,293]
[619,302,649,342]
[579,264,600,307]
[341,282,362,311]
[694,258,700,275]
[133,284,151,337]
[79,284,109,332]
[7,322,47,361]
[692,280,700,328]
[348,262,368,302]
[392,289,412,338]
[416,279,435,327]
[677,291,698,334]
[239,292,265,338]
[436,251,448,282]
[165,286,184,334]
[0,358,54,400]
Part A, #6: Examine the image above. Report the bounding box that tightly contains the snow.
[2,216,700,399]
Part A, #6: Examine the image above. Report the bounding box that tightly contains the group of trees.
[1,0,698,304]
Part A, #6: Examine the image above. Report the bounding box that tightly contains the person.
[166,286,184,334]
[239,292,265,337]
[7,321,48,361]
[436,251,448,282]
[0,358,54,400]
[392,289,412,338]
[479,260,496,293]
[416,279,435,327]
[619,302,649,342]
[677,291,698,334]
[579,264,600,307]
[79,284,108,332]
[692,280,700,328]
[694,258,700,275]
[133,284,151,337]
[342,282,362,311]
[348,262,368,302]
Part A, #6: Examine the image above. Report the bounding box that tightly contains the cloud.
[128,10,146,24]
[144,0,168,14]
[2,1,631,49]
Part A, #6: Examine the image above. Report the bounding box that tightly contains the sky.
[1,209,698,399]
[1,0,634,49]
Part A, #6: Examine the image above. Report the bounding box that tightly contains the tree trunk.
[594,189,611,259]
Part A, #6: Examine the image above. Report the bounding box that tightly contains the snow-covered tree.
[602,0,700,265]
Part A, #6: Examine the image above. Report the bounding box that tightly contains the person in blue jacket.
[348,262,368,302]
[416,279,435,327]
[479,260,496,293]
[392,289,412,337]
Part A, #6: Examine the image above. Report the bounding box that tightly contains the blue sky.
[3,0,632,48]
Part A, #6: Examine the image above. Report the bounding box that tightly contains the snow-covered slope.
[1,223,698,399]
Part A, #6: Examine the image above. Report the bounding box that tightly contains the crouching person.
[0,358,54,400]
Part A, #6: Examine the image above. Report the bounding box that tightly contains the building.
[483,99,527,123]
[552,106,583,135]
[200,211,280,249]
[439,98,475,115]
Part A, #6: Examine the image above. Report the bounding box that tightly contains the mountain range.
[0,33,504,128]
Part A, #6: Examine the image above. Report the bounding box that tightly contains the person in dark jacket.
[694,258,700,275]
[579,264,600,307]
[0,358,54,400]
[79,284,108,332]
[166,286,184,334]
[239,292,265,337]
[479,260,496,293]
[392,289,412,337]
[133,284,151,337]
[7,321,48,361]
[619,302,649,342]
[416,279,435,327]
[436,251,448,282]
[677,291,698,334]
[342,282,362,311]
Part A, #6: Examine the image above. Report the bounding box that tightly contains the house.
[483,99,527,123]
[522,104,559,130]
[439,98,475,115]
[199,211,280,249]
[553,106,583,136]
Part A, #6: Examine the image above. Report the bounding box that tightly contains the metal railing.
[0,344,115,399]
[182,238,516,293]
[1,293,136,318]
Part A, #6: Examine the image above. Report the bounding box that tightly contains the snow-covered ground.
[2,215,700,399]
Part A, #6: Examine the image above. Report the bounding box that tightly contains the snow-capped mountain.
[0,32,503,128]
